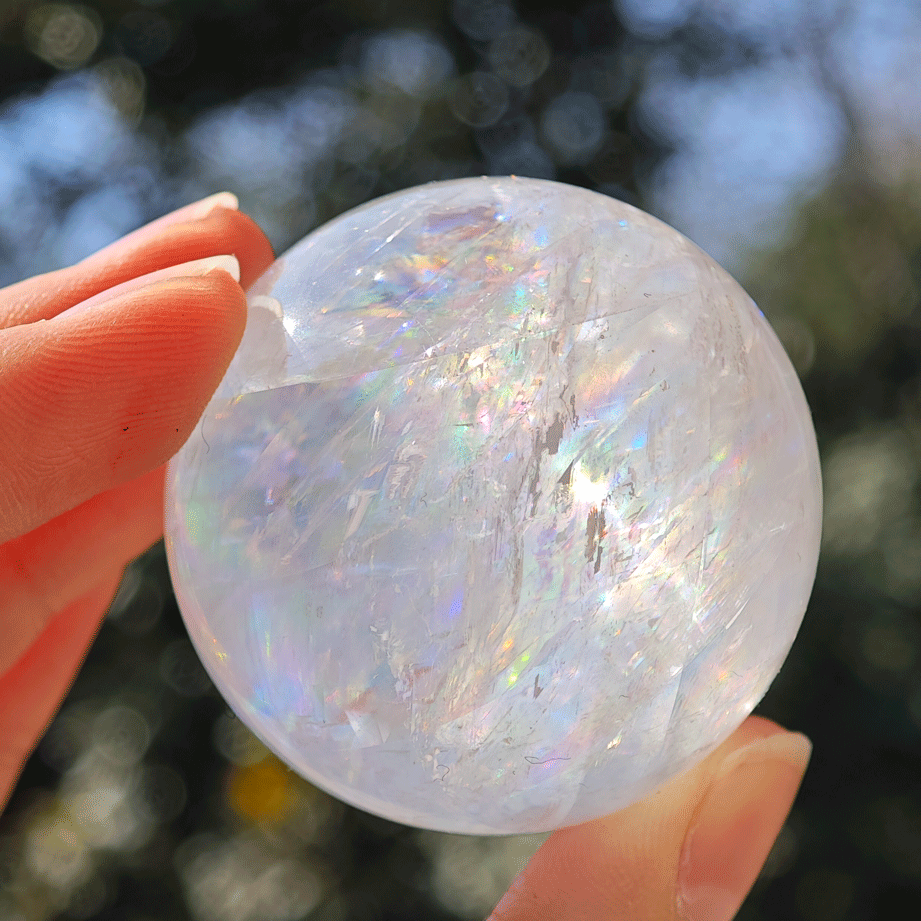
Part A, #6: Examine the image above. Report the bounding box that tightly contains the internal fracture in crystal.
[164,177,822,834]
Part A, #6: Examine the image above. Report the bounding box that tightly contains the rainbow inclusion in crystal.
[165,177,822,834]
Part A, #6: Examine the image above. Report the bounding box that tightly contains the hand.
[0,193,275,806]
[490,715,811,921]
[0,194,810,921]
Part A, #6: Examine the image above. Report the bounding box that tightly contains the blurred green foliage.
[1,1,920,920]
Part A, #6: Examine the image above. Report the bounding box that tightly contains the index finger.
[0,194,274,329]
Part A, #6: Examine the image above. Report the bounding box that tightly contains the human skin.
[0,194,810,921]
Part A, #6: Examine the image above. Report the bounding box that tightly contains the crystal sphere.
[164,177,822,835]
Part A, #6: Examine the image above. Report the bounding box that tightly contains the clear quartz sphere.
[164,177,822,835]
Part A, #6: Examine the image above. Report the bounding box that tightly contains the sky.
[0,0,919,281]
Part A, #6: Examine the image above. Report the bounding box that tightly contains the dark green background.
[1,1,919,918]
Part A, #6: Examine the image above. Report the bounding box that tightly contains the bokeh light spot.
[227,758,297,824]
[26,3,101,70]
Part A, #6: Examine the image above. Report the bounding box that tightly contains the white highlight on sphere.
[165,177,822,834]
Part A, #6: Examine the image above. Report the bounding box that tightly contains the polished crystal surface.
[164,177,822,834]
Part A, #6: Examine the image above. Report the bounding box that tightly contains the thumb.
[489,716,811,921]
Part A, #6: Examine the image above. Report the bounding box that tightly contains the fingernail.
[139,192,239,235]
[677,731,812,921]
[81,192,239,262]
[59,255,241,317]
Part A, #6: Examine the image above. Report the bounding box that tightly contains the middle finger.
[0,199,273,329]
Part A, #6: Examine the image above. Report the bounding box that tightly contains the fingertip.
[148,206,274,290]
[85,206,273,295]
[82,271,247,494]
[194,268,249,370]
[215,208,276,287]
[2,200,274,328]
[677,729,811,921]
[132,271,248,420]
[487,717,808,921]
[0,272,250,541]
